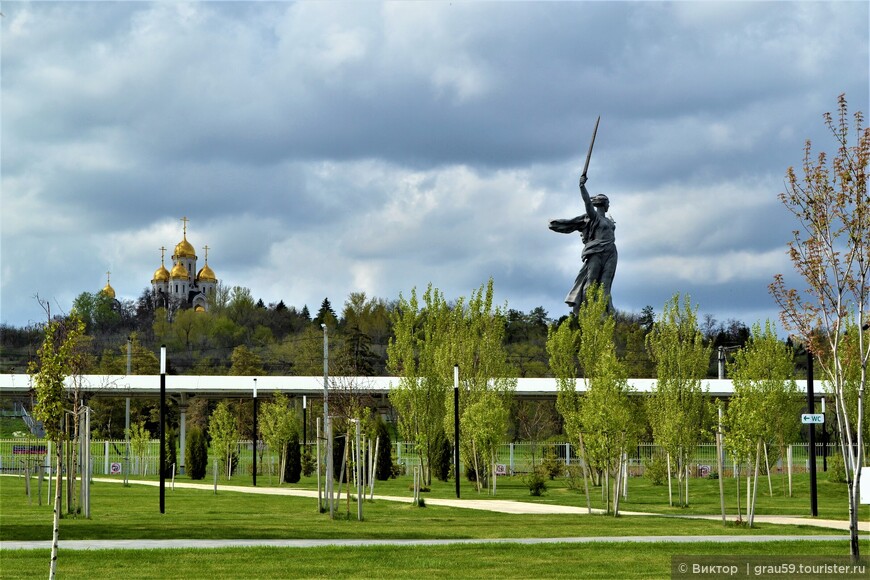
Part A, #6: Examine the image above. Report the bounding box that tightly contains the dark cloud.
[2,1,868,330]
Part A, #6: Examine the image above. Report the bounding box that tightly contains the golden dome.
[101,271,116,299]
[101,283,116,299]
[170,261,189,279]
[194,305,206,313]
[152,264,170,282]
[174,235,196,259]
[196,263,217,283]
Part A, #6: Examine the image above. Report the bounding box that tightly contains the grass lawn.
[58,464,865,519]
[2,472,867,579]
[1,477,847,542]
[1,542,866,579]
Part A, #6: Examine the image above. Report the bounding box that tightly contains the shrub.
[525,466,548,496]
[185,427,208,480]
[644,454,667,486]
[301,449,315,477]
[540,449,562,480]
[828,452,847,484]
[565,464,586,491]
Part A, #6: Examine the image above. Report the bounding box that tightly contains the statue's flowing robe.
[549,212,617,312]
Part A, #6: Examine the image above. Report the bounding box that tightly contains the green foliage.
[30,316,86,443]
[228,345,265,376]
[388,284,451,486]
[375,419,393,481]
[432,432,452,482]
[525,466,548,496]
[645,293,710,506]
[259,392,297,477]
[827,453,847,483]
[726,320,801,467]
[186,427,208,480]
[301,449,315,477]
[283,431,302,484]
[209,401,240,478]
[163,429,178,477]
[127,420,151,475]
[644,454,668,486]
[539,448,563,480]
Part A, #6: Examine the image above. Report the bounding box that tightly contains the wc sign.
[801,413,824,424]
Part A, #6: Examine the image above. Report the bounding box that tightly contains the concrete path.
[1,535,858,551]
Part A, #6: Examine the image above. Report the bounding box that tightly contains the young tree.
[439,279,516,493]
[209,401,240,479]
[29,314,85,579]
[646,293,711,507]
[259,392,297,482]
[551,285,638,515]
[387,285,450,485]
[770,94,869,558]
[726,320,801,524]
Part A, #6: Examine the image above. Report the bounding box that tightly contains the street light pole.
[253,378,258,487]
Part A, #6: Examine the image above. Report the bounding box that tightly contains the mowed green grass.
[1,477,842,542]
[2,474,867,579]
[1,542,865,580]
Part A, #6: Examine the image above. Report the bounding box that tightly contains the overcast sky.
[1,1,868,331]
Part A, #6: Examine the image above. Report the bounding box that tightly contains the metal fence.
[0,438,848,479]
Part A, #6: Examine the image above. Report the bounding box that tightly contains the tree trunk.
[49,447,62,579]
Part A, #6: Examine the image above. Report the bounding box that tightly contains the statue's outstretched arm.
[578,175,594,216]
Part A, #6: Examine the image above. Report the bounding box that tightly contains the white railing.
[0,438,848,479]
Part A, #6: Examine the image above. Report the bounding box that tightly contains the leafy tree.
[29,314,85,579]
[387,285,450,485]
[185,426,208,480]
[551,285,638,514]
[259,392,297,482]
[727,320,801,523]
[439,279,516,493]
[229,345,265,376]
[127,420,151,476]
[770,94,869,558]
[209,401,240,479]
[645,293,711,507]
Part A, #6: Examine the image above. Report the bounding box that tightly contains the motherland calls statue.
[549,117,617,315]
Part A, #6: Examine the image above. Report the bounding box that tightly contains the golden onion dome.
[152,264,170,282]
[170,261,189,279]
[174,235,196,259]
[194,305,206,313]
[101,283,116,299]
[196,263,217,283]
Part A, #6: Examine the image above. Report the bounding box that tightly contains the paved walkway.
[2,477,865,551]
[1,535,858,551]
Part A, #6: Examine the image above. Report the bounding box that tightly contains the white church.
[150,217,218,312]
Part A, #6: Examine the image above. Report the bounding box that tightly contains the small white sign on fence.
[110,462,122,475]
[495,464,507,476]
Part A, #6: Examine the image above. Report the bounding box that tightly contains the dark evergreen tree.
[283,429,302,483]
[375,420,393,480]
[313,298,338,327]
[186,427,208,480]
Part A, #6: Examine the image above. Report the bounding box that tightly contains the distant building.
[151,217,218,312]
